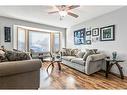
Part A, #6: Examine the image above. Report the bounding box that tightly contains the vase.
[112,51,117,60]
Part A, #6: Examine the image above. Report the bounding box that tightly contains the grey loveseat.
[0,49,42,89]
[0,59,42,89]
[61,49,106,75]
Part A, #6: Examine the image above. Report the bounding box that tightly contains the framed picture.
[86,30,91,36]
[74,28,86,45]
[86,40,91,45]
[4,27,11,42]
[100,25,115,41]
[92,28,99,36]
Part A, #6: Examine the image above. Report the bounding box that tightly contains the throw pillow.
[66,49,72,56]
[86,49,98,54]
[13,49,22,52]
[60,48,66,56]
[71,49,80,56]
[92,49,98,54]
[83,50,94,61]
[76,51,85,58]
[5,50,18,61]
[0,50,8,62]
[5,50,30,61]
[17,52,31,60]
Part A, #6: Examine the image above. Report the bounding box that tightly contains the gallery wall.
[0,16,66,49]
[66,6,127,76]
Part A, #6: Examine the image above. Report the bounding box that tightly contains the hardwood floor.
[40,62,127,89]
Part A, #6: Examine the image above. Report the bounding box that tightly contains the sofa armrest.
[86,53,106,62]
[85,54,106,75]
[0,59,42,77]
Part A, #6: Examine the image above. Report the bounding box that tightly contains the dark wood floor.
[39,62,127,89]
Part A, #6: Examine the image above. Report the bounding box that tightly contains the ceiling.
[0,6,123,28]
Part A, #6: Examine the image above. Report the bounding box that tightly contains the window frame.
[17,27,61,53]
[53,32,61,52]
[17,27,27,51]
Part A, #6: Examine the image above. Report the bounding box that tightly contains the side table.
[105,59,124,79]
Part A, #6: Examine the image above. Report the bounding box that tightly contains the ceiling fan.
[48,5,80,20]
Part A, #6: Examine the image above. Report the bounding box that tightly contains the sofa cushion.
[76,51,85,58]
[71,58,85,66]
[62,56,76,61]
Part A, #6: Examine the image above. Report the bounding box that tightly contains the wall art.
[4,27,11,42]
[100,25,115,41]
[74,28,86,45]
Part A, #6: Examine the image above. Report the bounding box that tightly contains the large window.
[29,31,50,52]
[17,27,60,53]
[17,28,26,51]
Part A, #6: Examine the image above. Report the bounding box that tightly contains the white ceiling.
[0,6,123,28]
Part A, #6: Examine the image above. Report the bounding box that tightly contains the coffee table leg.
[57,62,61,70]
[46,62,54,72]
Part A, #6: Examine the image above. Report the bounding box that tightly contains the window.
[29,31,50,52]
[17,28,26,51]
[54,33,60,52]
[16,26,61,53]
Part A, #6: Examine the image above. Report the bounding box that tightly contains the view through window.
[17,27,60,53]
[29,31,50,52]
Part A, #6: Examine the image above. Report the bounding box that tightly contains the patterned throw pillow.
[0,50,8,62]
[92,49,98,54]
[83,49,94,61]
[71,49,80,56]
[5,50,30,61]
[76,51,85,58]
[60,48,67,56]
[66,49,72,56]
[86,49,98,54]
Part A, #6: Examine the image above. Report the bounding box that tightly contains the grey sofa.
[0,59,42,89]
[61,50,106,75]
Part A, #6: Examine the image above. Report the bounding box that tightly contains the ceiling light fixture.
[59,11,67,17]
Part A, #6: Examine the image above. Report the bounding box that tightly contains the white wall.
[0,16,66,49]
[66,6,127,76]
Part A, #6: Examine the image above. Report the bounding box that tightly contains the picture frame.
[100,25,115,41]
[92,28,99,36]
[86,40,91,45]
[74,28,86,45]
[4,27,11,42]
[86,30,91,36]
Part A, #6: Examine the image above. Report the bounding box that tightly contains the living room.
[0,0,127,95]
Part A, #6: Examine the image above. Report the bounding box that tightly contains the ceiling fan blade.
[56,5,62,11]
[68,12,79,18]
[48,11,59,14]
[68,5,80,10]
